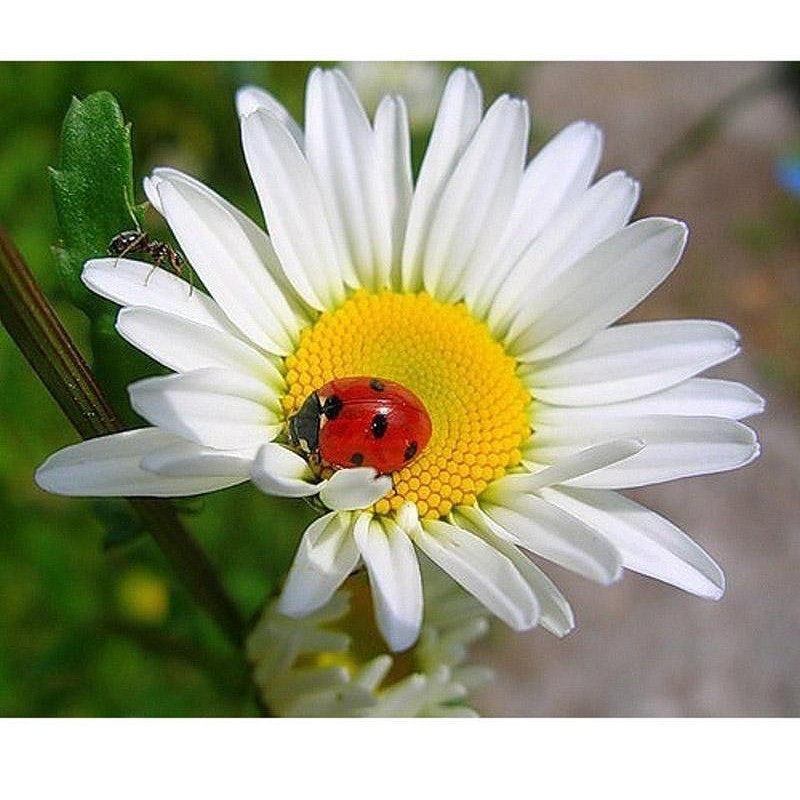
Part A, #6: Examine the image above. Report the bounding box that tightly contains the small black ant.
[108,230,186,277]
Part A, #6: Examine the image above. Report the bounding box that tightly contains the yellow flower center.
[283,291,531,519]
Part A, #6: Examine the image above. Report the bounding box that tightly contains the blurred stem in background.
[643,65,784,203]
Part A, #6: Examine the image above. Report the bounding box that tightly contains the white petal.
[35,428,245,497]
[150,173,301,355]
[305,69,392,291]
[241,108,347,310]
[532,415,760,488]
[469,121,603,317]
[503,121,604,256]
[374,94,413,287]
[365,673,428,717]
[401,68,483,293]
[490,170,639,335]
[318,468,392,511]
[542,486,725,599]
[507,217,688,362]
[128,368,281,451]
[142,175,163,214]
[82,258,233,333]
[424,95,528,303]
[674,379,765,420]
[273,668,350,708]
[395,499,421,535]
[453,505,573,636]
[524,320,742,405]
[486,438,645,497]
[250,443,320,497]
[235,84,305,149]
[116,307,283,383]
[411,518,539,630]
[489,172,639,338]
[352,655,393,692]
[534,379,766,423]
[139,439,255,477]
[353,515,423,651]
[146,168,312,326]
[279,511,360,616]
[481,492,623,584]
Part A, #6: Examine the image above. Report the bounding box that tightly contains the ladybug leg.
[307,451,323,476]
[302,493,328,514]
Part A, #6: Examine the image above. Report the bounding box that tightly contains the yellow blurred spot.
[116,568,169,624]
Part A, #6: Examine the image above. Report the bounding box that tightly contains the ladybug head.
[287,390,322,456]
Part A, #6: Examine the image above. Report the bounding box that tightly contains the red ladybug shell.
[314,377,432,474]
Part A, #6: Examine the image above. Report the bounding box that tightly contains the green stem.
[0,224,246,651]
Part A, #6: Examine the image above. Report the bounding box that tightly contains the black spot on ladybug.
[404,440,418,461]
[322,394,343,420]
[371,413,388,439]
[349,452,364,466]
[369,378,385,392]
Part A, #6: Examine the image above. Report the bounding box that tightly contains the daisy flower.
[36,67,763,653]
[247,560,492,717]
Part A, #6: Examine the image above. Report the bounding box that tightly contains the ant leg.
[180,259,195,297]
[123,186,144,230]
[111,240,128,270]
[147,244,175,287]
[144,263,158,286]
[114,241,135,271]
[114,191,146,270]
[167,250,193,297]
[110,231,148,272]
[185,268,195,297]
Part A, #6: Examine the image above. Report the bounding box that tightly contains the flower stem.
[0,224,246,650]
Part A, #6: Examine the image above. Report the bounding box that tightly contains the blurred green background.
[1,62,798,716]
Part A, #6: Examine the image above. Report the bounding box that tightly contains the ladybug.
[287,377,432,475]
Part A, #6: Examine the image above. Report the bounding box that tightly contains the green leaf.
[50,91,145,313]
[49,91,159,423]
